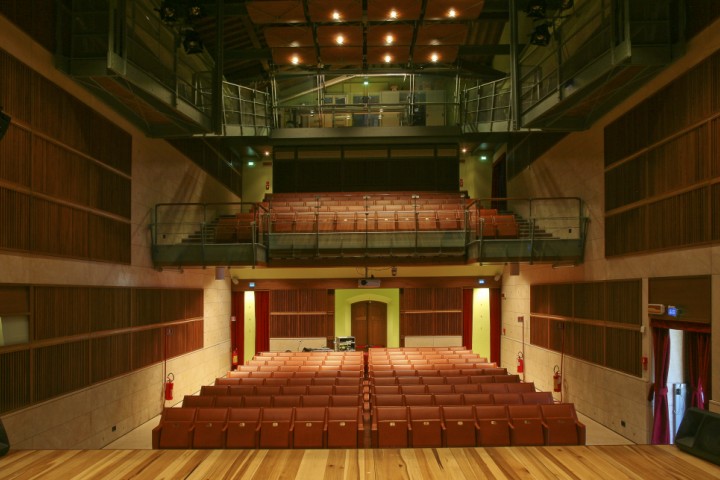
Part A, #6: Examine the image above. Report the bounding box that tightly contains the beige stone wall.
[503,19,720,443]
[0,16,235,449]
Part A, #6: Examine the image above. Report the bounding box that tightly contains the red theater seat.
[492,393,523,405]
[259,408,294,448]
[293,407,327,448]
[192,408,229,449]
[182,395,215,408]
[508,405,546,446]
[152,408,196,449]
[214,396,244,408]
[274,395,302,407]
[506,382,535,393]
[331,395,362,407]
[372,406,409,448]
[541,404,586,445]
[521,392,554,405]
[409,406,443,447]
[403,394,434,406]
[475,405,511,446]
[244,396,272,408]
[200,385,229,396]
[433,394,463,406]
[462,393,493,406]
[226,408,261,448]
[441,406,477,447]
[327,407,363,448]
[302,395,331,407]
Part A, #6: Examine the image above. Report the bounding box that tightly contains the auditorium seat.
[182,395,215,408]
[400,385,427,395]
[239,378,265,386]
[372,406,409,448]
[373,385,401,395]
[426,384,454,395]
[281,385,308,395]
[334,385,362,396]
[244,396,272,407]
[492,393,523,405]
[469,375,494,384]
[215,377,241,386]
[420,376,445,385]
[331,395,362,407]
[152,408,196,449]
[302,395,331,407]
[192,408,229,449]
[408,406,443,447]
[226,408,261,448]
[256,386,282,396]
[444,376,470,385]
[373,394,405,406]
[441,405,477,447]
[494,374,520,383]
[541,404,586,445]
[228,371,250,378]
[264,378,289,387]
[200,385,229,396]
[397,376,421,385]
[229,385,256,396]
[293,407,327,448]
[521,392,554,405]
[307,385,334,395]
[403,394,434,406]
[372,377,398,386]
[474,405,511,446]
[508,405,546,446]
[327,407,363,448]
[259,408,295,448]
[274,395,303,407]
[462,393,493,406]
[481,384,509,394]
[453,384,481,394]
[483,368,508,376]
[214,396,244,408]
[432,394,463,406]
[506,382,535,393]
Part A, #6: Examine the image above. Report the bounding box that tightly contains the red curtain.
[489,288,501,365]
[255,290,270,354]
[231,291,244,365]
[462,288,473,350]
[651,327,671,444]
[687,332,711,410]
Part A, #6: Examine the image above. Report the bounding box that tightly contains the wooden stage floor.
[0,445,719,480]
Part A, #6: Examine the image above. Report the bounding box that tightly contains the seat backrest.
[521,392,554,405]
[492,393,523,405]
[432,394,463,405]
[200,385,229,396]
[331,395,362,407]
[403,394,434,406]
[302,395,331,407]
[182,395,215,408]
[481,383,509,394]
[453,384,481,394]
[273,395,302,407]
[373,394,405,406]
[214,396,244,408]
[506,382,535,393]
[462,393,494,406]
[400,385,427,395]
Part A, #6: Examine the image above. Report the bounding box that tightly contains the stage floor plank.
[0,446,718,480]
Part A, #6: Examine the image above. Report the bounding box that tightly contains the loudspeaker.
[0,418,9,457]
[0,111,10,141]
[675,408,720,466]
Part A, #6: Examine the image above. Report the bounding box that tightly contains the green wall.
[334,288,400,348]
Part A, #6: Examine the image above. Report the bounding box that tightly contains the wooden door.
[351,301,387,348]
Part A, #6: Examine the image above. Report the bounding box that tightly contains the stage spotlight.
[529,23,552,46]
[158,1,179,24]
[187,2,205,20]
[182,29,204,54]
[525,0,547,19]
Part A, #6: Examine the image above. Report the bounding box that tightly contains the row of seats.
[204,384,362,396]
[371,382,535,395]
[371,404,586,448]
[216,376,363,387]
[152,406,363,449]
[233,366,363,375]
[265,191,468,207]
[255,351,364,357]
[369,374,520,386]
[183,394,363,409]
[370,392,553,407]
[246,358,362,365]
[369,367,507,376]
[268,211,473,234]
[368,353,488,361]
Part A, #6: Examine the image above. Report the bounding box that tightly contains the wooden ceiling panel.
[424,0,486,21]
[316,26,363,46]
[246,1,306,24]
[366,25,414,46]
[366,46,411,65]
[307,0,363,23]
[415,24,469,45]
[272,47,318,65]
[366,0,423,21]
[412,45,459,64]
[319,46,364,66]
[264,27,315,47]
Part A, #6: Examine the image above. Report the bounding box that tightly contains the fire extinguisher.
[517,352,524,374]
[165,373,175,401]
[553,365,562,393]
[232,347,239,368]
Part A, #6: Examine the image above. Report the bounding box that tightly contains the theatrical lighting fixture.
[187,2,205,20]
[525,0,547,19]
[158,1,179,23]
[182,29,204,54]
[529,23,552,46]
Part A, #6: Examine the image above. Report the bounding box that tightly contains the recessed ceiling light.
[264,151,270,156]
[291,55,300,65]
[389,9,398,19]
[332,10,341,21]
[461,147,467,153]
[385,34,394,45]
[447,8,457,18]
[430,52,439,62]
[383,54,392,63]
[336,34,345,45]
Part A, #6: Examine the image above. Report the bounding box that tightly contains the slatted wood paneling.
[91,333,132,383]
[132,328,164,370]
[90,288,132,332]
[400,288,463,339]
[531,280,642,377]
[0,350,30,413]
[34,287,91,340]
[0,188,31,251]
[0,124,31,186]
[269,289,334,338]
[34,340,90,402]
[605,49,720,257]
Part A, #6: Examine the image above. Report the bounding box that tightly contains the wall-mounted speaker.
[0,418,9,457]
[675,408,720,465]
[0,111,10,141]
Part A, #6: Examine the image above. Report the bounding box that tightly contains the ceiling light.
[363,78,369,86]
[331,10,341,21]
[336,34,345,45]
[187,2,205,20]
[480,155,488,161]
[430,52,439,63]
[389,9,398,19]
[525,0,547,19]
[291,55,300,65]
[385,34,394,45]
[529,23,552,46]
[383,54,392,63]
[447,8,457,18]
[247,161,255,166]
[461,147,467,153]
[264,151,270,156]
[158,2,178,24]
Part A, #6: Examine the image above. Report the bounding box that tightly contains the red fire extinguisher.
[232,347,239,368]
[517,352,524,374]
[165,373,175,401]
[553,365,562,393]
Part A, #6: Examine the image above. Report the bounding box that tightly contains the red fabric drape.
[651,327,671,444]
[231,291,244,365]
[462,288,473,350]
[489,288,501,365]
[254,290,270,354]
[687,332,711,410]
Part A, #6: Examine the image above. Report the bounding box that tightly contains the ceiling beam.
[225,48,273,61]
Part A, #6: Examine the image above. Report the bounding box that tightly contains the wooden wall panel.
[713,184,720,241]
[605,329,642,376]
[88,215,131,264]
[186,290,204,318]
[188,319,204,351]
[0,350,30,414]
[0,124,31,187]
[572,323,604,365]
[90,288,132,332]
[647,127,708,197]
[649,276,711,324]
[530,316,549,349]
[547,284,572,317]
[604,157,646,211]
[530,285,549,314]
[131,328,164,370]
[33,340,90,402]
[573,282,605,321]
[647,188,708,250]
[0,50,33,122]
[162,290,187,323]
[0,286,30,314]
[0,1,55,52]
[34,287,91,340]
[88,166,131,218]
[0,188,31,251]
[134,289,164,327]
[606,280,642,325]
[166,323,188,359]
[605,208,646,256]
[32,136,90,206]
[91,333,132,383]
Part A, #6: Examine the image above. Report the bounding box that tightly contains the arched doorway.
[351,301,387,349]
